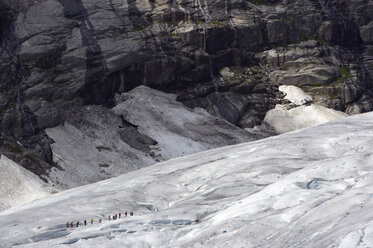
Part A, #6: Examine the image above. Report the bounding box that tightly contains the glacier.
[1,112,373,247]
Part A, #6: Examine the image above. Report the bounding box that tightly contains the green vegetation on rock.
[5,143,23,154]
[324,67,352,88]
[300,35,315,42]
[130,24,150,32]
[328,93,339,100]
[24,154,37,163]
[208,20,224,26]
[339,67,352,79]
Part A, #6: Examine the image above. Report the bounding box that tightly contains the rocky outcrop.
[270,64,339,87]
[178,66,278,128]
[0,0,372,182]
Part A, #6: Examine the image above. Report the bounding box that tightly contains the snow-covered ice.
[265,85,347,134]
[279,85,313,105]
[264,104,347,133]
[0,155,55,212]
[2,112,373,247]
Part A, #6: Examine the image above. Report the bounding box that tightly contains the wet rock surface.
[0,0,372,180]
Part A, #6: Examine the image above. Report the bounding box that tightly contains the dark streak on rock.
[56,0,117,106]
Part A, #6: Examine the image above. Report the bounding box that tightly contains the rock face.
[0,0,372,181]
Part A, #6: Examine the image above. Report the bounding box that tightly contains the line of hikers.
[66,211,134,228]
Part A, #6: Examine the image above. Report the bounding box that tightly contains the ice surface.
[264,104,347,133]
[1,112,373,247]
[279,85,313,105]
[0,155,55,212]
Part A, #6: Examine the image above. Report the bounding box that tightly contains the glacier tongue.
[1,112,373,247]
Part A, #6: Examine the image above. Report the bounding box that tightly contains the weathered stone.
[266,19,297,45]
[318,20,361,47]
[273,65,339,86]
[361,21,373,44]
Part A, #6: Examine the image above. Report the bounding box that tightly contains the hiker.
[130,211,133,216]
[70,222,73,228]
[108,215,111,221]
[99,219,102,223]
[66,222,69,228]
[76,221,79,227]
[124,212,127,217]
[84,220,87,226]
[119,213,121,219]
[91,218,94,224]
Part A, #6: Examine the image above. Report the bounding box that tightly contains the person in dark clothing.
[84,220,87,226]
[130,211,133,216]
[76,221,79,227]
[66,222,69,228]
[99,219,102,223]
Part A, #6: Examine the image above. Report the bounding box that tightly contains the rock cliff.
[0,0,372,182]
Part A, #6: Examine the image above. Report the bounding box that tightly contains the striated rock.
[361,21,373,44]
[179,65,278,128]
[266,19,297,45]
[318,20,361,47]
[272,64,339,87]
